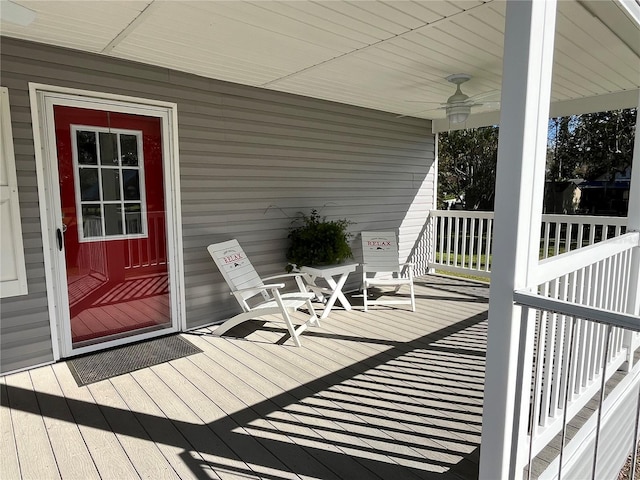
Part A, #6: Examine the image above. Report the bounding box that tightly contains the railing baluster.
[631,384,640,480]
[460,217,467,268]
[438,215,445,267]
[558,316,578,480]
[554,221,562,257]
[527,307,546,480]
[454,216,460,267]
[477,218,484,272]
[544,221,551,259]
[469,217,476,270]
[485,218,493,272]
[541,280,558,425]
[446,215,453,266]
[574,268,588,398]
[577,220,585,249]
[591,324,613,479]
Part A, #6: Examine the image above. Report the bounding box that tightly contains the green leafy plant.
[286,209,354,271]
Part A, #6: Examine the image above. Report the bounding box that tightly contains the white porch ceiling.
[1,0,639,132]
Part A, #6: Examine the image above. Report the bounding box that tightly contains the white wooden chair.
[361,231,416,312]
[207,240,319,347]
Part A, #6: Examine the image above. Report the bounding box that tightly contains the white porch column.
[626,93,640,316]
[478,1,557,479]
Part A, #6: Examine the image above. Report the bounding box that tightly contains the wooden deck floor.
[0,274,490,480]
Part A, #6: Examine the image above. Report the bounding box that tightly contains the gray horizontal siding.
[0,37,434,373]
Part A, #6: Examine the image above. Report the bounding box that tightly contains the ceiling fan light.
[446,104,471,124]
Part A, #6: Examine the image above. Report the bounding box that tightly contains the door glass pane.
[123,170,140,200]
[104,204,123,235]
[79,168,100,201]
[81,205,103,237]
[124,203,142,234]
[76,131,97,165]
[99,132,118,166]
[101,169,121,201]
[121,134,139,166]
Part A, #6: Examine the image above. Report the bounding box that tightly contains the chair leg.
[363,283,368,312]
[281,308,302,347]
[306,299,320,327]
[409,281,416,312]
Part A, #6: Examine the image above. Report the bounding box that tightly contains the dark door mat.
[67,335,202,386]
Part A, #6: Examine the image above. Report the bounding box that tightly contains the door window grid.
[71,126,148,242]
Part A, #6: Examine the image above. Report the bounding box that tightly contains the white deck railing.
[409,211,638,478]
[410,211,628,277]
[513,232,640,479]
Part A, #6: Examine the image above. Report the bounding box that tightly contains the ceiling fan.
[402,74,499,123]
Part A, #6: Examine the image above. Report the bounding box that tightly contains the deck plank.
[52,362,142,479]
[108,373,218,479]
[132,364,255,480]
[0,377,21,479]
[191,334,401,479]
[168,355,303,480]
[237,328,472,476]
[4,371,61,480]
[187,334,394,480]
[219,336,451,479]
[86,378,181,479]
[29,366,101,480]
[185,352,345,480]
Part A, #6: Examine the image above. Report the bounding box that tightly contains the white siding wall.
[0,37,434,373]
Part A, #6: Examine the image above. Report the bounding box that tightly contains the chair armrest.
[262,273,306,282]
[263,273,310,294]
[232,283,285,296]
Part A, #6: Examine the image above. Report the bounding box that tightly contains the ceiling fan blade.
[468,89,501,102]
[396,106,441,118]
[1,1,37,25]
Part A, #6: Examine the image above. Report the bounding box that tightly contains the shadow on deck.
[1,274,489,480]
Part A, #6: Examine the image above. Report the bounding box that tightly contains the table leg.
[320,273,351,319]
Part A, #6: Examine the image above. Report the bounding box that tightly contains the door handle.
[56,228,63,251]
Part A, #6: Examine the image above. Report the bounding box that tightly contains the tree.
[548,108,636,181]
[438,126,499,211]
[438,108,636,213]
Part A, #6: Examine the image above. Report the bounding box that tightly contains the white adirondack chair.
[207,240,319,347]
[361,231,416,312]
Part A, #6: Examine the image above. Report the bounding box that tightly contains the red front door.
[54,106,171,348]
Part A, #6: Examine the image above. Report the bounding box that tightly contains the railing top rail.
[514,290,640,332]
[540,214,627,225]
[532,231,639,285]
[430,210,628,226]
[430,210,494,219]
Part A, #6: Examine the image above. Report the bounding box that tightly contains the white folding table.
[300,263,358,319]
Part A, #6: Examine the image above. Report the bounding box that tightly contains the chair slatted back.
[208,240,265,305]
[361,231,401,273]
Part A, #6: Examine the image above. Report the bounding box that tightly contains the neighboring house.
[578,166,632,216]
[543,179,583,214]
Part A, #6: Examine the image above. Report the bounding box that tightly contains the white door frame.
[29,83,186,359]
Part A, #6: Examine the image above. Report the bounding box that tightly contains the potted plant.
[286,209,354,272]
